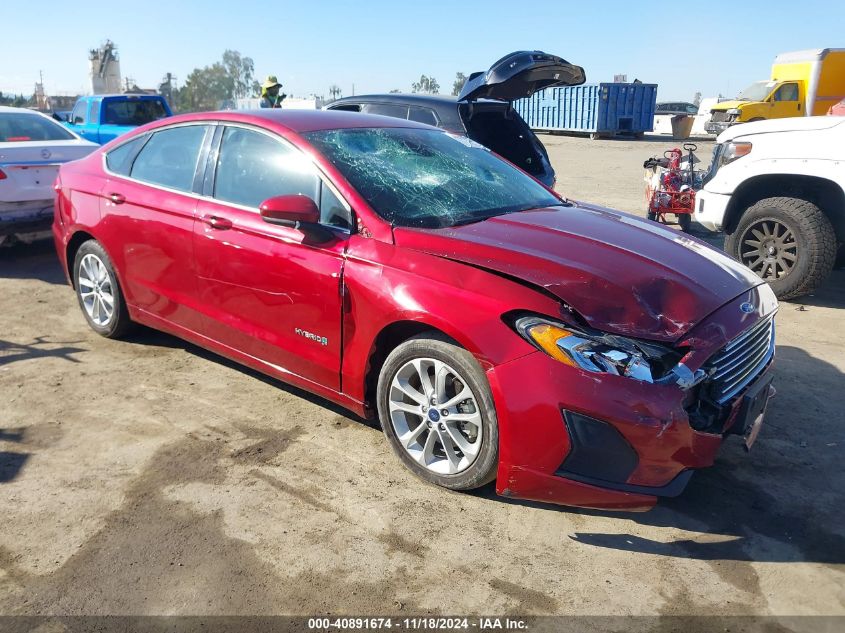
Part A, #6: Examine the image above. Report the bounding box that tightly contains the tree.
[0,92,32,108]
[173,50,257,112]
[175,62,232,112]
[411,75,440,94]
[452,72,467,96]
[222,50,255,99]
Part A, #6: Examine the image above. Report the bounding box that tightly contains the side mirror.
[259,194,336,242]
[259,195,320,228]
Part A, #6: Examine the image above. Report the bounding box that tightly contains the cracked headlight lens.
[514,316,678,383]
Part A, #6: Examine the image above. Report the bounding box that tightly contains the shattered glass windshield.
[737,81,775,102]
[303,128,562,228]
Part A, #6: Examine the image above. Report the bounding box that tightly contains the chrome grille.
[710,111,731,123]
[704,316,775,404]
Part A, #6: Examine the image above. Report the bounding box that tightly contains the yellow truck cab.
[706,48,845,135]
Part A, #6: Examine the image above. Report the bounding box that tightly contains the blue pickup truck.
[63,94,172,144]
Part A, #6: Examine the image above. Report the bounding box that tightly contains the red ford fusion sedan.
[53,108,777,511]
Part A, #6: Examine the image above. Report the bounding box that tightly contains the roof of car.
[331,93,460,107]
[155,109,434,134]
[75,94,163,99]
[0,106,49,114]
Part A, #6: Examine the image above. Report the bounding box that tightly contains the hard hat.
[261,76,282,90]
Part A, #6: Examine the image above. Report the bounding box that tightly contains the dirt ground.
[0,134,843,619]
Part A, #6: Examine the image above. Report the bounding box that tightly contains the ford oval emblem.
[41,148,51,159]
[740,302,754,314]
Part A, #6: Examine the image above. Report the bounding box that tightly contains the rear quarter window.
[105,135,148,176]
[328,103,361,112]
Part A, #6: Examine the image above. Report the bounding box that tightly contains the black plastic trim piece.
[559,411,639,483]
[555,468,694,498]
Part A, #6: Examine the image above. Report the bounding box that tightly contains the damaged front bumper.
[705,120,733,136]
[487,287,778,511]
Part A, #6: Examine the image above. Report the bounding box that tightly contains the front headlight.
[514,316,676,383]
[726,108,742,116]
[719,141,752,167]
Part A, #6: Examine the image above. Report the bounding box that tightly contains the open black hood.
[457,51,586,102]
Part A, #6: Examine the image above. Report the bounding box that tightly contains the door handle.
[108,192,125,205]
[203,215,232,230]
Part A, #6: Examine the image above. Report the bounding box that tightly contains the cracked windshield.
[304,127,562,228]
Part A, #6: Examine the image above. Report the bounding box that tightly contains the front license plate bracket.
[734,374,774,451]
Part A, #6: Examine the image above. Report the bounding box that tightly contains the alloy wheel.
[388,358,483,475]
[739,219,798,281]
[77,253,116,327]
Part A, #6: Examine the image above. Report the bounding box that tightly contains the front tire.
[376,334,498,491]
[726,197,836,300]
[73,240,133,338]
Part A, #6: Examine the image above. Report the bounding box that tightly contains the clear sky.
[4,0,843,102]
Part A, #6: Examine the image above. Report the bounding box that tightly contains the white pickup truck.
[696,116,844,299]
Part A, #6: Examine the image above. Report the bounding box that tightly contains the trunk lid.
[457,51,586,103]
[0,140,98,202]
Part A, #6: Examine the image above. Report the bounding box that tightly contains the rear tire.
[725,197,836,300]
[73,240,133,338]
[376,333,498,491]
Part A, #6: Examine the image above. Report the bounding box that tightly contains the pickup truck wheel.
[726,197,836,300]
[73,240,133,338]
[376,333,498,491]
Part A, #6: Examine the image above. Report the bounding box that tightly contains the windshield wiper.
[448,202,568,227]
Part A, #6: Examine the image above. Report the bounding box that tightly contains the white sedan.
[0,106,98,244]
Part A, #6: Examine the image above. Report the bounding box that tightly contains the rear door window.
[213,126,320,209]
[363,103,409,119]
[130,125,207,192]
[408,106,438,126]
